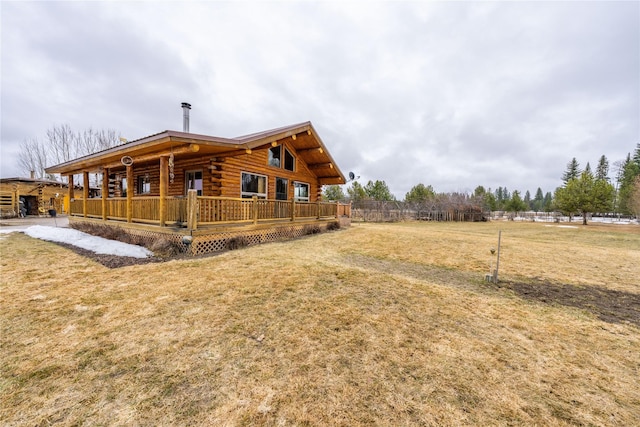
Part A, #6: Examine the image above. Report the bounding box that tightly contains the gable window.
[137,174,151,194]
[284,148,295,171]
[185,170,203,196]
[294,181,310,202]
[276,177,288,200]
[269,146,281,167]
[242,172,267,199]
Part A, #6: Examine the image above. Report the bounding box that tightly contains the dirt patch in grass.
[502,280,640,327]
[53,242,164,268]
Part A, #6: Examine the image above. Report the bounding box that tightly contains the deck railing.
[70,193,349,229]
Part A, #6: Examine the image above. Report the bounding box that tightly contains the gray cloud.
[1,1,637,199]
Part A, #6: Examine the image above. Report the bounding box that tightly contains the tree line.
[323,144,640,223]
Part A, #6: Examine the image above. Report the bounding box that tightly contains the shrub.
[303,224,321,235]
[149,238,182,258]
[326,221,341,231]
[226,236,248,250]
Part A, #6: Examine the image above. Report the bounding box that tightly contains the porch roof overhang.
[45,122,346,185]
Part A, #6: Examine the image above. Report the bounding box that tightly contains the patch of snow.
[20,225,152,258]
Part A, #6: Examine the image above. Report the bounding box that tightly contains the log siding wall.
[104,141,321,202]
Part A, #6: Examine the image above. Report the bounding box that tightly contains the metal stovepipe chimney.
[181,102,191,132]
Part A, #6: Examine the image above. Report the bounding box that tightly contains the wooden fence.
[351,200,486,222]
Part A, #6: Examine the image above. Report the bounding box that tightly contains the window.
[137,175,151,194]
[241,172,267,199]
[284,148,295,171]
[185,170,203,196]
[121,177,127,197]
[269,144,295,171]
[276,178,288,200]
[294,181,310,202]
[269,146,281,167]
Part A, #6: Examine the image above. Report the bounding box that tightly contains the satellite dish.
[121,156,133,166]
[346,171,360,182]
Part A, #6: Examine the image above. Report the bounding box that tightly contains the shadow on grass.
[501,280,640,328]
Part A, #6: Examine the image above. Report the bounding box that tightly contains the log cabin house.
[0,175,78,218]
[45,116,351,255]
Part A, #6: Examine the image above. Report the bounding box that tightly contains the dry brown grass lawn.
[1,221,639,426]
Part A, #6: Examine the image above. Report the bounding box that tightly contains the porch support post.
[159,156,168,227]
[187,189,198,231]
[82,171,89,217]
[68,175,74,198]
[126,165,133,223]
[252,195,258,225]
[67,175,74,215]
[101,169,108,220]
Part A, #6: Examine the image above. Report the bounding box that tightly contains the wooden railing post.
[101,169,108,220]
[159,156,168,227]
[83,171,89,218]
[317,201,321,219]
[187,189,198,231]
[336,201,340,218]
[291,199,296,222]
[252,195,258,224]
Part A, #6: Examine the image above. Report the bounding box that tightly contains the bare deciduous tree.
[17,124,121,181]
[17,138,49,179]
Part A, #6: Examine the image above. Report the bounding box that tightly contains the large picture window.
[185,170,203,196]
[294,181,310,202]
[242,172,267,199]
[276,177,288,200]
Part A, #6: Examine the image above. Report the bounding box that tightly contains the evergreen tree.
[347,181,367,202]
[532,187,544,212]
[562,158,581,184]
[595,155,609,181]
[617,144,640,214]
[474,186,496,211]
[473,186,486,197]
[494,186,511,210]
[523,190,532,210]
[630,175,640,216]
[364,180,394,201]
[322,185,346,201]
[543,192,553,212]
[505,190,528,214]
[495,187,504,209]
[555,170,615,225]
[405,183,435,203]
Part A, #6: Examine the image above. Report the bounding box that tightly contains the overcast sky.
[1,1,638,198]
